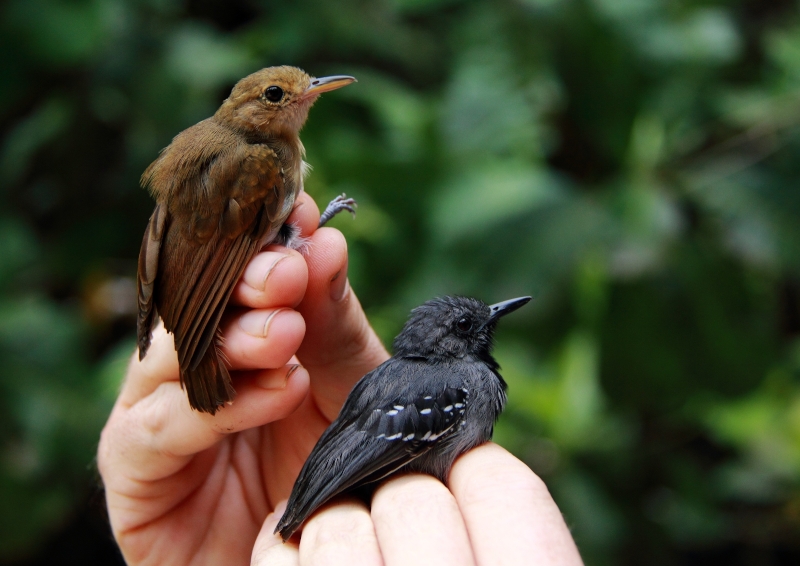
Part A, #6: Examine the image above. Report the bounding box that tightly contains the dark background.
[2,0,800,564]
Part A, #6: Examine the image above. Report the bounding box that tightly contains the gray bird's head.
[393,296,531,364]
[216,65,355,136]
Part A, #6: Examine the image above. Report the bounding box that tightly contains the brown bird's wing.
[137,202,168,358]
[137,141,294,413]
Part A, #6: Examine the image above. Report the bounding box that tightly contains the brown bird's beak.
[303,75,356,99]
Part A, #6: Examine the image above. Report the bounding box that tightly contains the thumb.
[296,226,389,420]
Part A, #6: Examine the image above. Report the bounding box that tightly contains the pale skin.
[97,192,585,566]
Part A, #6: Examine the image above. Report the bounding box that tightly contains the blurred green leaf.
[0,98,72,185]
[431,160,564,242]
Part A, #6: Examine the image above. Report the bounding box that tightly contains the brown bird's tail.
[182,345,236,415]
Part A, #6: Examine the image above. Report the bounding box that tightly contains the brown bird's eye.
[264,86,284,102]
[456,317,472,332]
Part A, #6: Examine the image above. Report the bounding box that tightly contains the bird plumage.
[136,66,355,413]
[275,295,531,540]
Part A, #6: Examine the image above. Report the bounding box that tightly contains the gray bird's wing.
[275,358,469,540]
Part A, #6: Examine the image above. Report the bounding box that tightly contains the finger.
[99,364,309,485]
[218,308,305,371]
[122,304,306,405]
[231,248,308,308]
[296,227,389,420]
[449,443,584,566]
[287,191,321,237]
[252,501,300,566]
[371,474,474,566]
[120,323,179,408]
[299,498,383,566]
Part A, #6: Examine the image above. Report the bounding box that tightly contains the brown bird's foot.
[319,194,357,228]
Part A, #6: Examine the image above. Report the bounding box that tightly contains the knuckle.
[134,384,179,454]
[311,514,368,544]
[377,474,449,512]
[460,462,549,509]
[303,503,375,555]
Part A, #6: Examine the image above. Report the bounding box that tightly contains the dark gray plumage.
[275,294,531,541]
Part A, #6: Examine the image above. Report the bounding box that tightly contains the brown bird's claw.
[318,193,357,228]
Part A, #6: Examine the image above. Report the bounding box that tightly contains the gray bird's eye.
[264,86,284,102]
[456,317,472,333]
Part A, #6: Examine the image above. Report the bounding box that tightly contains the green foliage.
[2,0,800,562]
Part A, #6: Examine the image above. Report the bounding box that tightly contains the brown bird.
[137,66,356,414]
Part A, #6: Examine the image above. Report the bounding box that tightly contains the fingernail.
[257,365,300,390]
[244,254,287,291]
[239,309,285,338]
[330,262,349,301]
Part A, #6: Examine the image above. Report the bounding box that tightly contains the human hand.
[97,191,389,565]
[251,443,584,565]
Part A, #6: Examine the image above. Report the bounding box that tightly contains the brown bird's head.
[215,66,355,137]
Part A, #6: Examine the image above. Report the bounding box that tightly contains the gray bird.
[275,294,531,541]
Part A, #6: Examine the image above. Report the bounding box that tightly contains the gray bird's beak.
[482,296,532,329]
[303,75,356,99]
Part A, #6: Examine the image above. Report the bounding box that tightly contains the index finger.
[448,443,584,566]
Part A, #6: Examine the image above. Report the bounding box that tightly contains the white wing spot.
[393,405,405,411]
[423,396,433,400]
[454,403,464,409]
[386,433,402,440]
[403,433,414,441]
[421,431,432,441]
[386,410,398,416]
[420,408,432,415]
[443,405,453,412]
[376,433,385,439]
